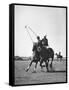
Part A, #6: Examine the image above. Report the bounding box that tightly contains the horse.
[25,43,41,72]
[39,46,54,71]
[55,53,63,61]
[26,43,54,72]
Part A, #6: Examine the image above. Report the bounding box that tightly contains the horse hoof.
[25,69,29,72]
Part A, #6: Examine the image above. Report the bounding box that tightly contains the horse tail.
[48,48,54,58]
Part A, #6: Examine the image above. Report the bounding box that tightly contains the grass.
[14,59,66,85]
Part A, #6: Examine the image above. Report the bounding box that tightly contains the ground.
[14,59,66,85]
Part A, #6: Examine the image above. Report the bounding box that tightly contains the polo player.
[32,36,42,61]
[42,35,49,48]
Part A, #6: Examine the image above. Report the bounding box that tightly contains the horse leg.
[40,59,44,70]
[26,60,33,72]
[60,58,61,62]
[60,57,62,62]
[57,57,58,61]
[50,57,53,71]
[33,61,38,72]
[45,61,49,72]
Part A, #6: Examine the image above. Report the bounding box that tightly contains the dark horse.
[39,46,54,71]
[26,44,54,72]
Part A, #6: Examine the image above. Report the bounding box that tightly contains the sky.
[14,5,66,57]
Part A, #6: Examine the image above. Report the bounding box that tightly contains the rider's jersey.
[32,42,40,59]
[37,40,43,48]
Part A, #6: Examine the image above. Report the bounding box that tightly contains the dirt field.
[14,59,66,85]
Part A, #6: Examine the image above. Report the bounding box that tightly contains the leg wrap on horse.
[45,61,49,71]
[40,59,43,68]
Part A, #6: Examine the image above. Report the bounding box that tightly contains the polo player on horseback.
[32,36,42,61]
[42,35,49,48]
[25,26,54,72]
[26,36,42,72]
[26,34,54,72]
